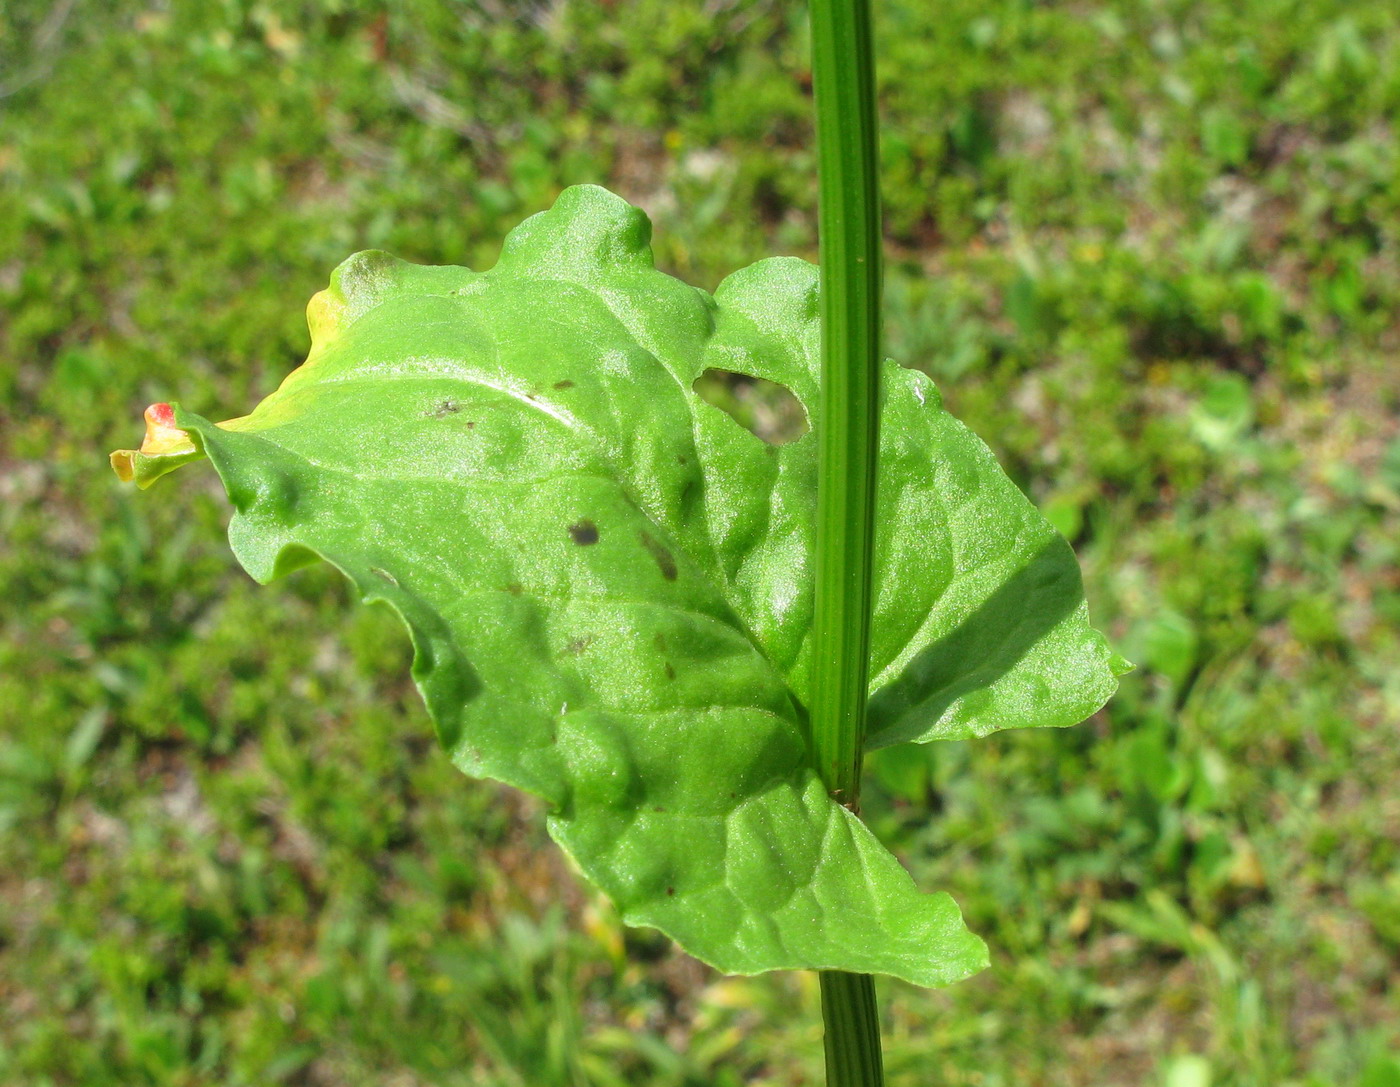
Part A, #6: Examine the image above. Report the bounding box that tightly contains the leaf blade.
[118,185,1121,985]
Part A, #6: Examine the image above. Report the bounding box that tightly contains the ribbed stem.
[819,971,886,1087]
[808,0,885,1083]
[809,0,880,810]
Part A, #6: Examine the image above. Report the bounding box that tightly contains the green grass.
[2,0,1398,1083]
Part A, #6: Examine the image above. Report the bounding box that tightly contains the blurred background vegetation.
[2,0,1398,1084]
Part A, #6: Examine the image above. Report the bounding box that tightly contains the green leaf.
[114,185,1121,985]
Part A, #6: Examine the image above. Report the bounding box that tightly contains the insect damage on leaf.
[110,184,1123,987]
[638,530,678,581]
[568,520,600,545]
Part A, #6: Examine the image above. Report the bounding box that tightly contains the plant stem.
[819,971,885,1086]
[809,0,881,812]
[808,0,885,1083]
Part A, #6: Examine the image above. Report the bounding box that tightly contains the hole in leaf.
[692,369,808,445]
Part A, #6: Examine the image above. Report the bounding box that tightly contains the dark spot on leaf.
[553,379,575,390]
[565,635,594,656]
[504,582,523,595]
[430,400,461,417]
[664,662,676,680]
[370,567,398,586]
[568,520,599,545]
[677,453,687,464]
[638,530,678,580]
[653,806,666,813]
[666,886,675,896]
[653,632,667,651]
[466,420,476,429]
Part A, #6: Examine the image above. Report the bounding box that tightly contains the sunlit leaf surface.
[114,185,1122,985]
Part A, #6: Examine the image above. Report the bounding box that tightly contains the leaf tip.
[109,447,136,483]
[110,402,203,488]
